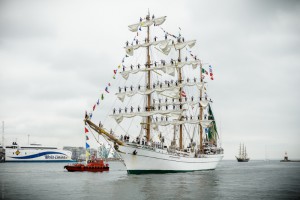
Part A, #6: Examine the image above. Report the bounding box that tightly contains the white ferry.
[5,142,73,162]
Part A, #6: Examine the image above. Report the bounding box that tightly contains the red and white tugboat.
[64,159,109,172]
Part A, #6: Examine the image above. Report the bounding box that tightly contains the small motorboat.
[64,159,109,172]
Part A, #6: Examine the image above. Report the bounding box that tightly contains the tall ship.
[84,13,224,174]
[236,143,249,162]
[4,142,73,162]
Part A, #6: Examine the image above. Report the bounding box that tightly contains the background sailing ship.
[236,143,249,162]
[84,13,224,174]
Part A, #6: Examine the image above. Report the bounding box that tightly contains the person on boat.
[119,86,121,93]
[119,108,122,113]
[154,36,157,41]
[85,111,88,119]
[124,107,127,113]
[137,63,140,69]
[113,108,116,114]
[126,41,129,46]
[99,121,103,128]
[152,14,155,20]
[165,33,167,40]
[130,64,133,70]
[130,106,134,113]
[136,39,139,45]
[124,86,127,92]
[130,85,133,91]
[185,56,188,62]
[191,96,194,101]
[137,106,140,112]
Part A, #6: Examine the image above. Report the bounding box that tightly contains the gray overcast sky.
[0,0,299,159]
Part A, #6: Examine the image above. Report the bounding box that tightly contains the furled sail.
[151,119,212,127]
[120,60,200,80]
[116,82,205,102]
[128,16,167,32]
[125,39,196,56]
[152,99,210,108]
[125,39,170,56]
[110,109,183,124]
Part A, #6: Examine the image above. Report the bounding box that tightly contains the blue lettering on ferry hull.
[10,151,68,159]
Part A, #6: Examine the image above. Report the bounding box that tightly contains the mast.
[199,61,203,153]
[239,143,242,157]
[2,121,4,147]
[178,49,183,150]
[242,143,244,159]
[146,14,151,142]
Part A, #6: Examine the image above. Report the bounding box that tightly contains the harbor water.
[0,160,299,200]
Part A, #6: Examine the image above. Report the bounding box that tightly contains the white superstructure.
[5,142,73,162]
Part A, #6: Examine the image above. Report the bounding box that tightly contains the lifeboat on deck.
[64,159,109,172]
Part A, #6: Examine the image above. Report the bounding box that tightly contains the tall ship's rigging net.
[84,13,224,174]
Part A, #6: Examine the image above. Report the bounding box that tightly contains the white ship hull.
[119,145,223,174]
[5,148,73,162]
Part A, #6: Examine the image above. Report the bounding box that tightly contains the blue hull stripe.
[9,151,67,159]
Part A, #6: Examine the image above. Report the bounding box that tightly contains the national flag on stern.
[86,136,89,140]
[86,142,90,149]
[181,90,186,97]
[84,127,89,133]
[93,104,96,111]
[105,87,109,93]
